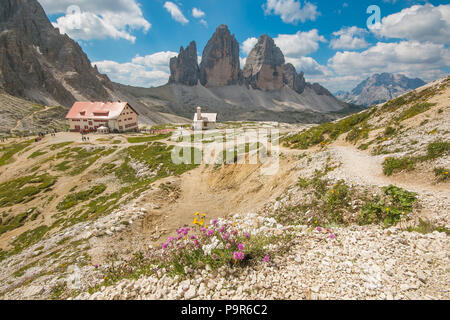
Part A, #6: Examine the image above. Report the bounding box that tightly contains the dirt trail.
[12,106,51,132]
[328,143,448,195]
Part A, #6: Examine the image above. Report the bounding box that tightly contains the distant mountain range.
[336,73,426,107]
[0,0,355,130]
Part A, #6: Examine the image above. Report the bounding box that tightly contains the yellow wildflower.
[195,212,200,216]
[314,220,318,224]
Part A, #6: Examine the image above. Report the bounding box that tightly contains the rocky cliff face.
[0,0,114,107]
[283,63,306,94]
[243,35,285,91]
[199,25,241,87]
[337,73,426,107]
[169,41,200,86]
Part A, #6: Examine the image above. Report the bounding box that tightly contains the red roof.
[65,101,139,120]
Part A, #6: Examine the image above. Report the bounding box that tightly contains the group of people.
[0,137,7,142]
[81,135,90,142]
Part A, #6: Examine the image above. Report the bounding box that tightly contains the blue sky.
[38,0,450,93]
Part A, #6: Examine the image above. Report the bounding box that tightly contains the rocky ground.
[76,218,449,301]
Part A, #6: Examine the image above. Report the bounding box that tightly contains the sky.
[38,0,450,93]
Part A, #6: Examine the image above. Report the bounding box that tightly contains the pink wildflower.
[219,226,226,233]
[245,232,250,239]
[316,227,322,232]
[238,243,244,251]
[201,227,207,233]
[226,243,231,249]
[162,243,168,249]
[263,255,270,263]
[211,219,218,226]
[207,230,215,237]
[329,233,336,239]
[233,251,245,261]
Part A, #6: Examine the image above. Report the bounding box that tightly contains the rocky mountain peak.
[199,24,241,87]
[243,34,285,91]
[337,73,426,106]
[0,0,114,107]
[169,41,200,86]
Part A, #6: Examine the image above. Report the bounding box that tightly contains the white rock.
[185,286,197,300]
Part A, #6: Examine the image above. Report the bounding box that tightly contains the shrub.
[50,142,73,151]
[427,141,449,159]
[282,111,372,149]
[127,134,171,143]
[433,167,449,182]
[359,185,417,227]
[0,174,57,207]
[28,150,47,159]
[406,219,450,235]
[383,126,397,137]
[57,185,107,211]
[0,210,33,235]
[0,140,33,166]
[382,157,416,176]
[396,102,436,121]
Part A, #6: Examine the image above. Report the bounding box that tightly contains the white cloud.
[373,4,450,44]
[285,56,331,76]
[39,0,150,43]
[241,37,258,55]
[263,0,319,24]
[328,40,449,91]
[93,60,170,88]
[199,19,208,27]
[164,1,189,25]
[92,50,179,87]
[274,30,326,56]
[132,51,178,70]
[192,7,205,18]
[330,26,369,50]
